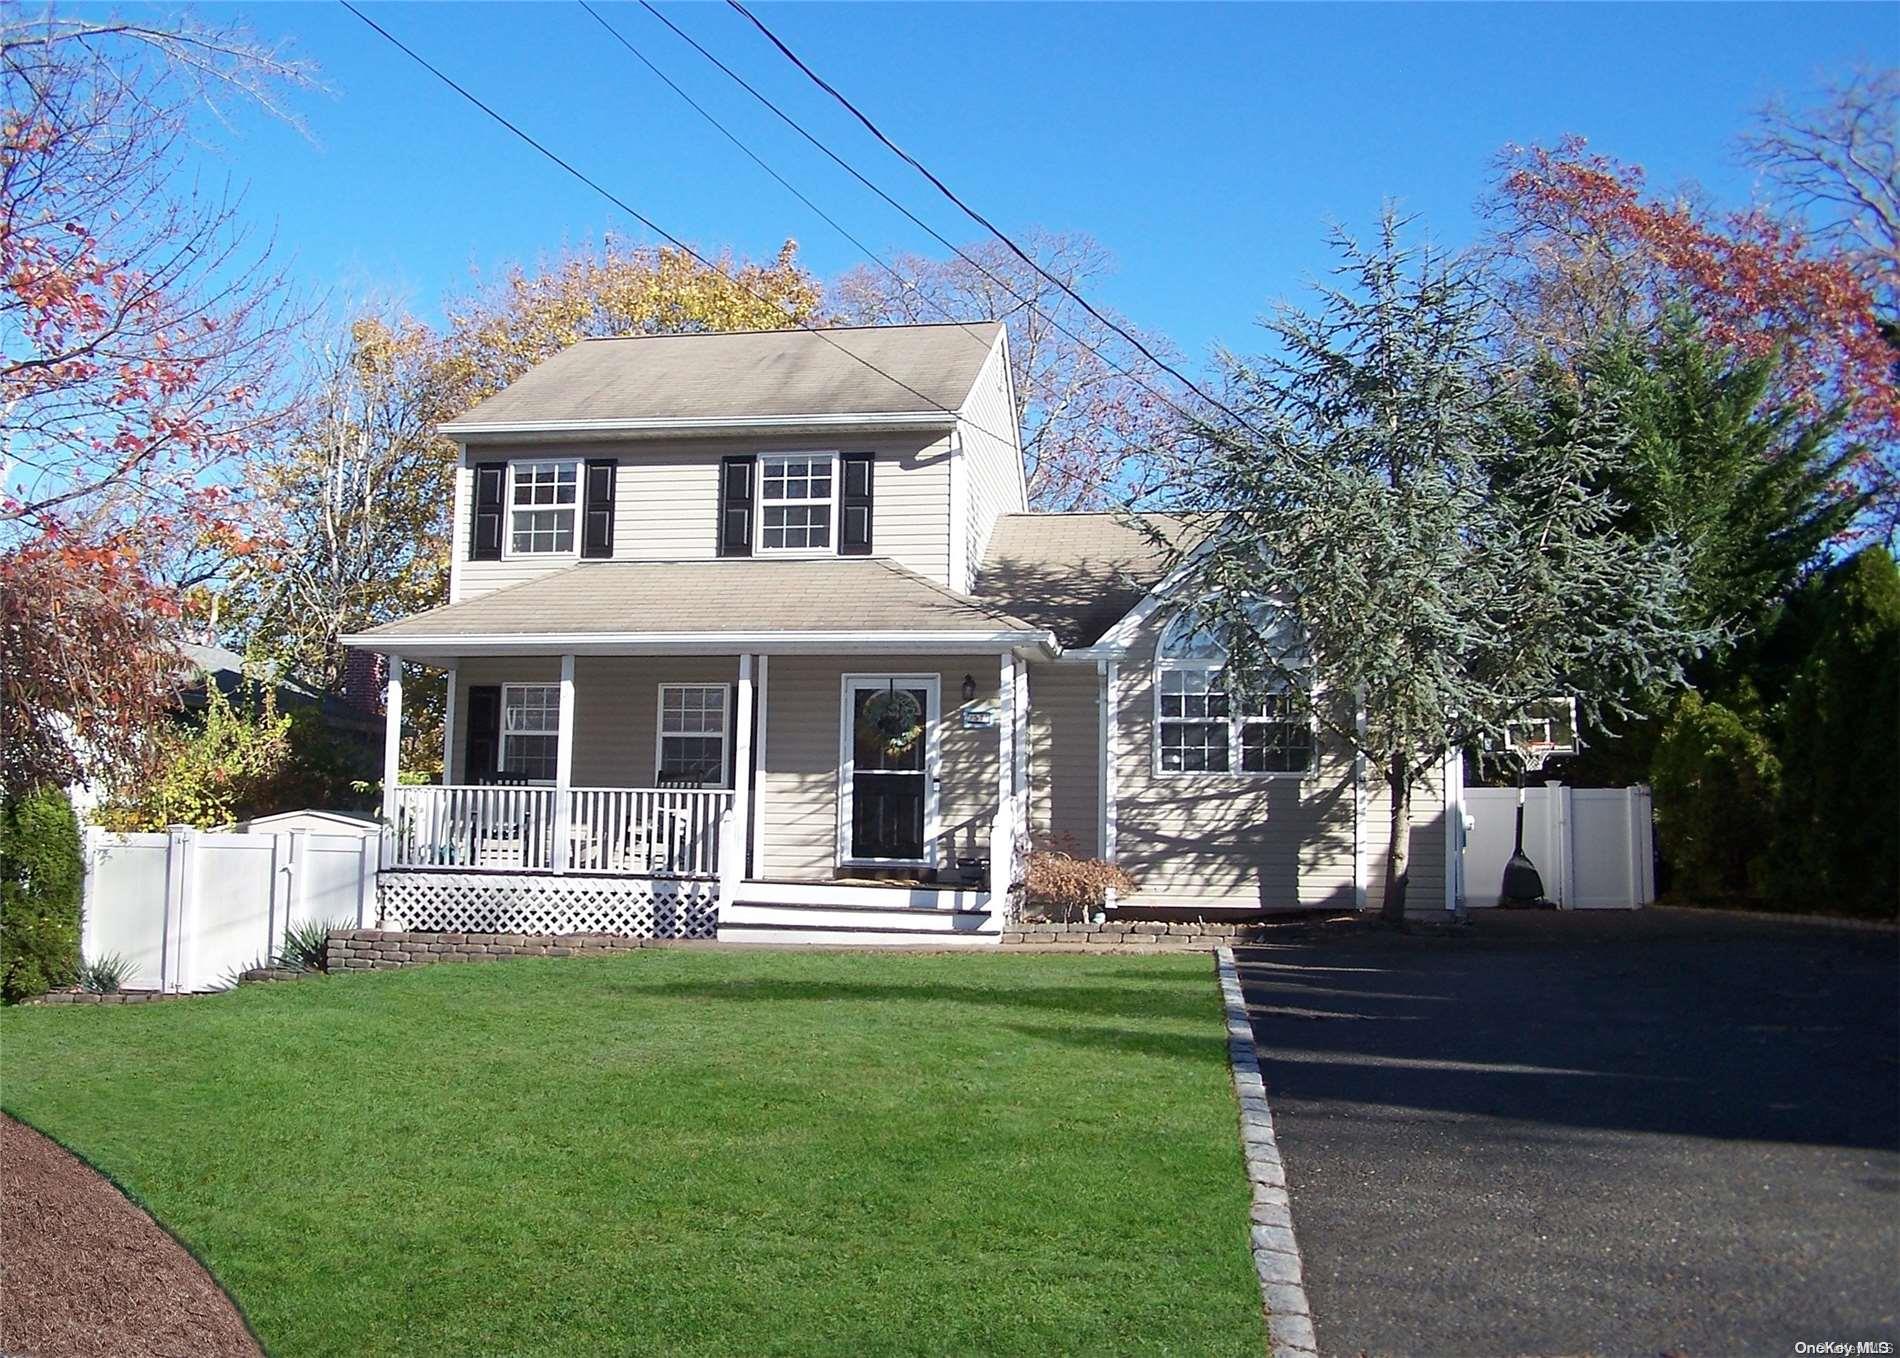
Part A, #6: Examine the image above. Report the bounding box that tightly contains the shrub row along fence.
[84,826,380,992]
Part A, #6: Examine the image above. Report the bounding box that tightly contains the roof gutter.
[439,411,959,439]
[341,628,1062,661]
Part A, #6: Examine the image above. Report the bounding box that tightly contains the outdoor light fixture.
[961,673,977,702]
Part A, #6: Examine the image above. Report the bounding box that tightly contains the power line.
[576,0,921,308]
[636,0,1222,437]
[723,0,1261,439]
[337,0,1023,453]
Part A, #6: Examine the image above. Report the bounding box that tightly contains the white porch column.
[440,666,458,785]
[1098,659,1119,863]
[380,654,404,826]
[553,654,576,874]
[749,654,768,879]
[732,653,755,884]
[992,651,1018,902]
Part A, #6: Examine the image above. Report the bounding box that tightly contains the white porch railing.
[566,788,731,878]
[386,786,733,878]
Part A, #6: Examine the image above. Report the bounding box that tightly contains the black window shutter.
[463,685,502,783]
[839,451,875,556]
[470,463,505,561]
[582,459,617,559]
[718,455,755,557]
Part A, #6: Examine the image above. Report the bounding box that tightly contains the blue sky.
[201,2,1894,370]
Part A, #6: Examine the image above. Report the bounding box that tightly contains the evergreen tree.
[1767,548,1900,915]
[1162,213,1716,920]
[1545,316,1864,785]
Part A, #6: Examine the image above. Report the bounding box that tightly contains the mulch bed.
[0,1115,260,1358]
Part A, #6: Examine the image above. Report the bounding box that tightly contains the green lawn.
[1,949,1263,1357]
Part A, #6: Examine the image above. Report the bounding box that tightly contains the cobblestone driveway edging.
[1217,946,1318,1358]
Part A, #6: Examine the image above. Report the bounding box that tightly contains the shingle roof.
[973,512,1196,648]
[351,558,1046,645]
[444,322,1004,430]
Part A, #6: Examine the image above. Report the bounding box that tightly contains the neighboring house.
[342,322,1456,944]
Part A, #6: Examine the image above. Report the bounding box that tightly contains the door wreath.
[859,686,924,759]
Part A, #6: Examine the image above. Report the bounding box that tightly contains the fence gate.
[82,826,380,993]
[1460,785,1655,910]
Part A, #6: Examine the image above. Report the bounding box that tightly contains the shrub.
[92,678,292,831]
[1651,692,1780,900]
[78,952,135,994]
[1,787,84,1002]
[1766,548,1900,916]
[1024,848,1134,922]
[277,918,338,972]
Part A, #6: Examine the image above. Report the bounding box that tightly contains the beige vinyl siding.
[758,655,1000,881]
[1027,662,1100,857]
[449,656,738,787]
[1361,762,1448,914]
[1111,609,1361,909]
[452,432,955,602]
[959,341,1027,585]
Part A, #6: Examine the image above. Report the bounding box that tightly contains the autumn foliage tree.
[836,229,1183,509]
[1486,137,1896,517]
[440,238,825,413]
[0,10,310,797]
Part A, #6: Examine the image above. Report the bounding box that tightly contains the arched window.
[1155,604,1314,776]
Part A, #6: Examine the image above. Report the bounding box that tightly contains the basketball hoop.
[1503,698,1579,773]
[1493,697,1579,908]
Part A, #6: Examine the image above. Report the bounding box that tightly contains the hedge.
[1,786,84,1002]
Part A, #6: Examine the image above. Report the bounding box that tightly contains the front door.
[843,676,937,865]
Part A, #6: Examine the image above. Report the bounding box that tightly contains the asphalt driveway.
[1234,908,1900,1358]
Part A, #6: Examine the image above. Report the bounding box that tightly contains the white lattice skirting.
[379,872,717,939]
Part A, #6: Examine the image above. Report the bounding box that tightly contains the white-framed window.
[501,683,561,782]
[1154,604,1314,777]
[508,460,580,555]
[757,452,836,552]
[656,684,729,787]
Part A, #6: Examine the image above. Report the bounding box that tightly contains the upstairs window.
[509,460,579,555]
[1155,603,1314,777]
[501,684,561,781]
[758,453,836,552]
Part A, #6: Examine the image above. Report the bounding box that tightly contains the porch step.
[718,922,999,948]
[721,900,995,936]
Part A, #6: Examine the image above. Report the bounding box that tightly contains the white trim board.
[342,630,1059,660]
[441,412,959,438]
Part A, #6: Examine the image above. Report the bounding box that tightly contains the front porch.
[370,648,1033,941]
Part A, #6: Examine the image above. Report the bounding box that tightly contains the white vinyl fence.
[1462,784,1656,909]
[83,826,380,992]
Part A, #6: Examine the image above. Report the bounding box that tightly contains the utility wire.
[637,0,1220,436]
[576,0,917,304]
[338,0,1023,452]
[724,0,1262,439]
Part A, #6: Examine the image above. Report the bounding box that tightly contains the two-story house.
[343,322,1456,943]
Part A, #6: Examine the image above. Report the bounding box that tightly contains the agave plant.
[277,918,340,972]
[77,952,136,994]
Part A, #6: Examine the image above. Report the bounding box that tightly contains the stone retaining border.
[1003,921,1277,950]
[325,928,658,972]
[1216,945,1318,1358]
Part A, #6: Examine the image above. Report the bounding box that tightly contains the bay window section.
[509,460,579,555]
[1154,604,1315,777]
